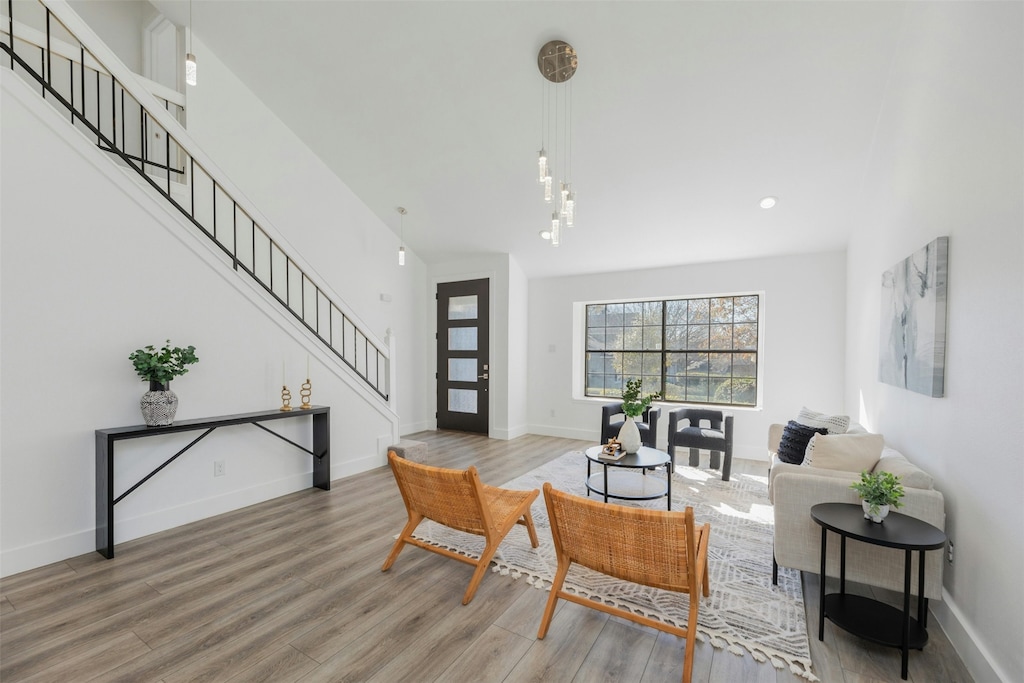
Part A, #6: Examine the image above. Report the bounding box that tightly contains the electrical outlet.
[214,460,226,477]
[947,539,954,564]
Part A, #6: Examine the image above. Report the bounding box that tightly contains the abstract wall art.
[879,236,949,397]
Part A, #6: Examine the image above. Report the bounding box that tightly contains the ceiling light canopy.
[536,40,578,246]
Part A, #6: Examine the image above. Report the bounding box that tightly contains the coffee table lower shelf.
[823,594,928,650]
[586,470,668,502]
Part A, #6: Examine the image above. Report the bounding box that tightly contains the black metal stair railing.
[1,0,389,401]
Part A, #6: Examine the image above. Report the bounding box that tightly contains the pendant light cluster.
[185,0,196,86]
[536,40,577,247]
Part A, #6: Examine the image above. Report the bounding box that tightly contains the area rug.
[413,451,816,680]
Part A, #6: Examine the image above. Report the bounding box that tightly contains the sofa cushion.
[777,420,829,464]
[796,406,850,434]
[803,432,884,472]
[873,448,935,489]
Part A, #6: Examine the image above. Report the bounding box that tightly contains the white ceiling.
[152,1,911,278]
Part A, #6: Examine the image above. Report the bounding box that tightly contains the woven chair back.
[544,484,699,593]
[388,453,487,535]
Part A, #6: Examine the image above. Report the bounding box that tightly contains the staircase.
[1,0,391,404]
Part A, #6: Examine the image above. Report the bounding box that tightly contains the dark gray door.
[436,279,489,433]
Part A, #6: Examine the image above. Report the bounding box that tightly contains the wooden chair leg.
[381,513,422,571]
[462,539,502,605]
[682,589,701,683]
[537,560,571,639]
[522,509,539,548]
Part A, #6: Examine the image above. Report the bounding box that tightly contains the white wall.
[507,255,530,439]
[180,33,431,435]
[66,0,155,73]
[527,250,847,460]
[844,4,1023,682]
[0,57,416,576]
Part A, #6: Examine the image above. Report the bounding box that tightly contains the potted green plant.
[129,340,198,426]
[850,470,904,522]
[617,378,660,454]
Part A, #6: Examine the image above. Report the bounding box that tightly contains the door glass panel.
[448,389,478,413]
[448,358,477,383]
[448,295,478,320]
[448,327,478,351]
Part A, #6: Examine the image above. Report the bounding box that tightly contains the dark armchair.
[600,402,660,449]
[667,408,734,481]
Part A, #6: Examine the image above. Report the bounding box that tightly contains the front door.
[436,279,489,434]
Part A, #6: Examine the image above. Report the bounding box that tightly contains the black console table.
[96,406,330,559]
[811,502,946,680]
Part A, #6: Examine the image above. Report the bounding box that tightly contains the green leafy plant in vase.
[850,470,904,522]
[617,378,660,454]
[129,340,198,426]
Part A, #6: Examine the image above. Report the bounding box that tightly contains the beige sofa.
[768,423,945,600]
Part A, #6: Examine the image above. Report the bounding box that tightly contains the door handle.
[478,373,489,380]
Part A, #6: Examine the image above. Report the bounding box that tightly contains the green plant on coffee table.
[129,340,198,386]
[850,470,905,516]
[620,378,660,419]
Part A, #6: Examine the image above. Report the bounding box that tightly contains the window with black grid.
[585,295,759,407]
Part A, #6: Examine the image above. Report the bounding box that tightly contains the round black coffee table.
[584,446,672,510]
[811,502,946,680]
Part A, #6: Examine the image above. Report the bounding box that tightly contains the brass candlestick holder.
[300,378,312,410]
[280,385,293,411]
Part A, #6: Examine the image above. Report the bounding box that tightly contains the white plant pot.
[862,500,890,523]
[617,417,642,454]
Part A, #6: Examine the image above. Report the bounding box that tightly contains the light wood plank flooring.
[1,431,973,682]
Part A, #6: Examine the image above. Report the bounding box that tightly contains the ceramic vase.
[617,416,642,454]
[862,500,890,523]
[140,380,178,426]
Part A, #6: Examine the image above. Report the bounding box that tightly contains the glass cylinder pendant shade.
[560,182,569,215]
[543,176,553,202]
[538,149,548,183]
[565,192,575,227]
[551,212,561,246]
[185,53,197,86]
[398,245,406,266]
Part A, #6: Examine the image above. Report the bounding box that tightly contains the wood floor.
[1,431,973,683]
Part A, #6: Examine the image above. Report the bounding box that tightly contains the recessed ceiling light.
[539,229,552,240]
[759,196,778,209]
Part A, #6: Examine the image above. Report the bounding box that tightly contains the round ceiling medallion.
[537,40,578,83]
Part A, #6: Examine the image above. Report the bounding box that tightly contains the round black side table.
[811,502,946,680]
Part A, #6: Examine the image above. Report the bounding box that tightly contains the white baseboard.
[333,452,386,478]
[401,419,434,436]
[0,472,313,578]
[933,589,1008,683]
[528,423,595,441]
[1,529,96,578]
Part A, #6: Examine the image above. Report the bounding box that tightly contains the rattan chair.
[537,483,711,683]
[381,451,540,605]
